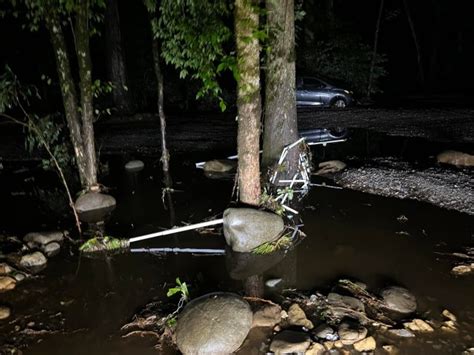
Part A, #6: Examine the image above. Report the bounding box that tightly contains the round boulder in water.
[75,192,116,223]
[223,208,284,253]
[176,292,253,354]
[381,286,417,316]
[19,251,47,273]
[125,160,145,172]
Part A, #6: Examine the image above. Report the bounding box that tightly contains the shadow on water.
[0,134,473,354]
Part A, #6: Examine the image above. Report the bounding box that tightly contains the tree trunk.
[367,0,384,99]
[76,1,98,189]
[235,0,262,206]
[262,0,298,170]
[244,275,264,298]
[402,0,425,87]
[105,0,132,113]
[151,38,171,178]
[45,11,88,188]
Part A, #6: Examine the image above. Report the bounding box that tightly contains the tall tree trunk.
[235,0,262,206]
[402,0,424,87]
[262,0,298,170]
[76,1,98,189]
[367,0,384,99]
[45,11,88,188]
[105,0,132,113]
[151,38,171,179]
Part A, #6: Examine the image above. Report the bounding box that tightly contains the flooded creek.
[1,150,473,354]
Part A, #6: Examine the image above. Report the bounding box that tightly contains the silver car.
[296,76,354,108]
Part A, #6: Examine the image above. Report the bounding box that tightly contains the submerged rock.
[269,330,310,354]
[451,264,473,276]
[42,242,61,257]
[437,150,474,167]
[19,251,47,273]
[381,286,417,316]
[0,306,11,320]
[75,192,116,223]
[24,231,65,247]
[203,159,236,173]
[403,319,434,333]
[125,160,145,172]
[0,276,16,292]
[315,160,347,175]
[223,208,284,253]
[338,322,368,345]
[387,328,416,338]
[175,292,252,354]
[287,303,314,329]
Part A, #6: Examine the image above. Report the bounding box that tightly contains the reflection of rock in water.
[226,248,287,280]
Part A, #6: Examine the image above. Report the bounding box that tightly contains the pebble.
[442,309,457,322]
[0,276,16,292]
[382,344,398,353]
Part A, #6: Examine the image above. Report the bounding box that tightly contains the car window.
[304,78,325,89]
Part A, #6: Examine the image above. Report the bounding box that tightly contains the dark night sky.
[1,0,474,112]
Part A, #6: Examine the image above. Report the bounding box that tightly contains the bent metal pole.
[128,218,224,244]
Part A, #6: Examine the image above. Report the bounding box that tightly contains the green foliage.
[79,236,129,253]
[301,34,387,96]
[148,0,233,111]
[252,234,292,255]
[167,277,190,301]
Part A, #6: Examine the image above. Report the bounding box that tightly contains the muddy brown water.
[1,153,473,354]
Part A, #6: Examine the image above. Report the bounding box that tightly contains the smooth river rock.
[269,330,311,354]
[24,231,64,247]
[175,292,253,354]
[223,208,284,253]
[19,251,47,273]
[75,192,116,223]
[41,242,61,257]
[125,160,145,172]
[338,322,368,345]
[287,303,314,329]
[381,286,417,316]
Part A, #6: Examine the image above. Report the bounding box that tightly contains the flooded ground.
[1,132,473,354]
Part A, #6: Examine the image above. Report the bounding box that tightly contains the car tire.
[331,97,347,108]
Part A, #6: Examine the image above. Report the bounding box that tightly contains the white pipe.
[130,247,226,254]
[129,218,224,243]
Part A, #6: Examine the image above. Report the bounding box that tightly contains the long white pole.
[129,218,224,244]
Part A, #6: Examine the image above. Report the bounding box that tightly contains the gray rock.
[252,303,282,328]
[41,242,61,257]
[381,286,417,316]
[327,292,365,313]
[24,231,64,247]
[338,322,368,345]
[125,160,145,172]
[75,192,116,223]
[387,328,415,338]
[203,159,236,173]
[269,330,311,354]
[176,292,252,354]
[313,324,337,340]
[0,306,10,320]
[223,208,284,253]
[19,251,47,273]
[0,276,16,292]
[12,273,26,282]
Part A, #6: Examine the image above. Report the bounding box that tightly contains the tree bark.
[244,275,264,298]
[402,0,425,87]
[45,11,88,188]
[76,1,98,189]
[105,0,132,113]
[367,0,384,99]
[262,0,298,170]
[235,0,262,206]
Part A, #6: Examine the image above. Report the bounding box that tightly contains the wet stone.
[403,319,434,333]
[306,343,326,355]
[252,303,282,328]
[203,159,236,173]
[442,309,457,322]
[353,336,376,352]
[19,251,47,273]
[451,264,473,276]
[125,160,145,172]
[24,231,64,247]
[287,303,314,329]
[75,192,116,223]
[327,292,365,313]
[0,306,11,320]
[0,276,16,292]
[41,242,61,257]
[387,328,416,338]
[175,292,252,354]
[269,330,310,354]
[338,322,368,345]
[313,324,337,340]
[223,208,284,253]
[0,262,13,275]
[381,286,417,316]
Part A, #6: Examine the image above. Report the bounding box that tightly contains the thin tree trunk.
[151,38,171,178]
[105,0,132,113]
[244,275,264,298]
[402,0,424,87]
[76,1,98,189]
[262,0,298,171]
[235,0,262,206]
[45,11,88,188]
[367,0,384,99]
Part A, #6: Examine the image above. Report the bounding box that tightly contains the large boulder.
[381,286,417,316]
[75,192,116,223]
[176,292,253,354]
[223,208,284,253]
